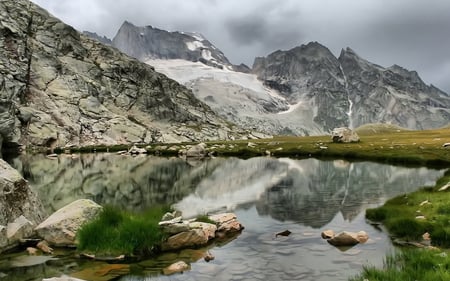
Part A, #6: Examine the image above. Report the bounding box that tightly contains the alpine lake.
[0,153,445,281]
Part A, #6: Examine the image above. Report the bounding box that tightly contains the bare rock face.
[0,159,44,252]
[0,0,246,152]
[253,42,450,132]
[34,199,102,247]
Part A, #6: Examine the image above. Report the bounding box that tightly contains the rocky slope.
[253,43,450,132]
[0,0,250,155]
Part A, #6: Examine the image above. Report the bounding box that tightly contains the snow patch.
[185,40,205,51]
[202,49,212,60]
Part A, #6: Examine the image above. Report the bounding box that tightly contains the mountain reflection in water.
[11,154,443,227]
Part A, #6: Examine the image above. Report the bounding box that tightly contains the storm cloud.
[31,0,450,93]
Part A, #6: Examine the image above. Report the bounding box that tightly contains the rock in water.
[163,261,190,275]
[275,230,292,237]
[34,199,102,247]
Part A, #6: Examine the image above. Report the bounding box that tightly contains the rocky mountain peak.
[112,20,233,70]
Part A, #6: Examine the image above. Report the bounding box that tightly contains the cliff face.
[253,43,450,132]
[0,0,246,153]
[112,21,245,71]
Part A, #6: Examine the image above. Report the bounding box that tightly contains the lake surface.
[1,154,445,281]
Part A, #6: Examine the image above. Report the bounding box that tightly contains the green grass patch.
[194,214,216,225]
[350,249,450,281]
[77,205,170,257]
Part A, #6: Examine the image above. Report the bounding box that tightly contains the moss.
[194,215,216,225]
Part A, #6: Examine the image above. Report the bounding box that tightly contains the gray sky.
[31,0,450,93]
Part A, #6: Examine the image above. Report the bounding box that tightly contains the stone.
[37,240,54,254]
[439,182,450,191]
[160,222,190,235]
[327,231,368,247]
[204,252,215,262]
[217,219,244,233]
[321,229,335,239]
[188,222,217,239]
[162,261,190,275]
[331,127,360,143]
[208,213,237,225]
[128,145,147,154]
[26,247,38,255]
[161,229,209,251]
[186,143,208,158]
[6,215,34,242]
[443,143,450,147]
[34,199,102,246]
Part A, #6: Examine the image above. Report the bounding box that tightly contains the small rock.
[438,182,450,191]
[43,276,87,281]
[26,247,38,255]
[442,143,450,147]
[128,145,147,154]
[247,142,257,147]
[327,231,368,247]
[321,229,335,239]
[275,230,292,237]
[204,252,215,262]
[37,240,53,254]
[419,200,430,206]
[416,216,426,220]
[163,261,190,275]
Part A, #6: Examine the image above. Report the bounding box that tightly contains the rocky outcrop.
[160,212,243,251]
[34,199,102,247]
[253,42,450,132]
[0,0,247,152]
[331,127,360,143]
[0,159,44,252]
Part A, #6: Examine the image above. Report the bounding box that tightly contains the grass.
[350,249,450,281]
[366,169,450,247]
[194,214,216,225]
[77,205,170,257]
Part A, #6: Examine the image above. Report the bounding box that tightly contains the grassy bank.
[350,166,450,280]
[77,205,170,257]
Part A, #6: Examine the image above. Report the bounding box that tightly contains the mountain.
[111,23,450,135]
[82,31,112,45]
[0,0,250,155]
[253,43,450,132]
[112,21,250,72]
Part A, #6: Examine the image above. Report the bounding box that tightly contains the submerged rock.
[163,261,190,275]
[34,199,102,247]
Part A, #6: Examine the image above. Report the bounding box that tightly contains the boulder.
[160,222,190,235]
[6,215,34,242]
[161,229,209,251]
[331,127,360,143]
[34,199,102,247]
[209,213,243,233]
[163,261,190,275]
[327,231,369,247]
[0,159,45,253]
[188,222,217,239]
[128,145,147,154]
[186,143,207,158]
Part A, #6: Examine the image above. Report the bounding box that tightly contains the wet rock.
[275,230,292,237]
[327,231,368,247]
[209,213,244,233]
[26,247,38,255]
[163,261,190,275]
[161,229,209,251]
[70,264,129,281]
[321,229,335,239]
[331,127,360,143]
[188,222,217,239]
[204,251,215,262]
[35,199,102,247]
[37,240,53,254]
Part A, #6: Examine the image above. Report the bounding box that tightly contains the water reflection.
[6,154,445,281]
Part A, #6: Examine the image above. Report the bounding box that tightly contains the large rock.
[0,159,44,252]
[209,213,244,233]
[34,199,102,246]
[185,143,207,158]
[161,228,209,251]
[331,127,360,143]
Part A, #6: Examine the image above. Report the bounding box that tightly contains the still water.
[1,154,445,281]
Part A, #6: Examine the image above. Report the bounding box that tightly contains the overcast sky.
[31,0,450,93]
